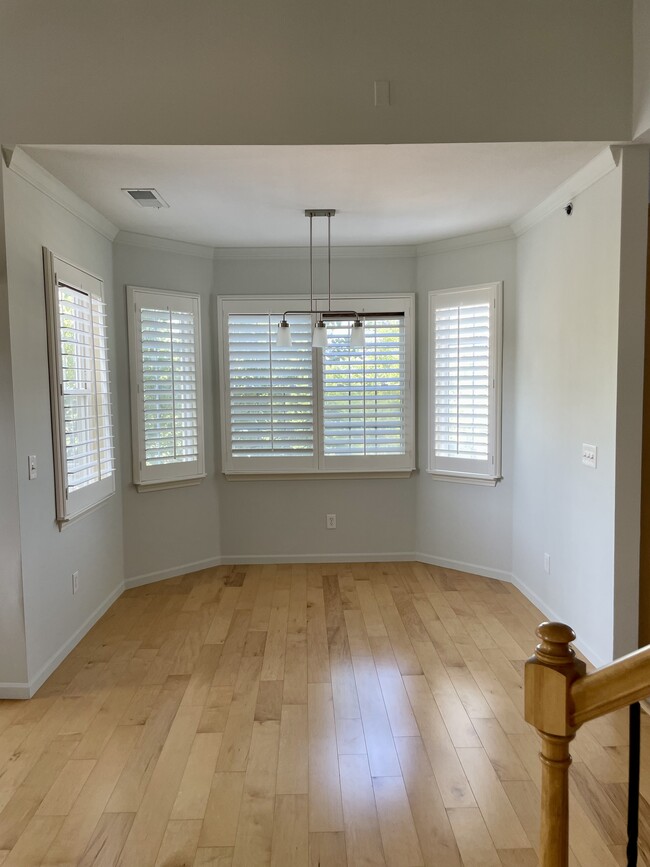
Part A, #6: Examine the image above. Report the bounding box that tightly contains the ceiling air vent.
[122,188,169,209]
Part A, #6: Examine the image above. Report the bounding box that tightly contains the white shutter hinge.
[139,461,143,471]
[65,486,69,499]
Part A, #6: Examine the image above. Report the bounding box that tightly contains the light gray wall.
[0,1,632,144]
[415,239,516,579]
[4,167,124,684]
[0,163,28,688]
[511,152,649,666]
[113,242,221,582]
[213,252,418,560]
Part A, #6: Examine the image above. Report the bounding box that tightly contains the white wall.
[415,237,516,580]
[113,241,222,583]
[0,163,28,690]
[213,251,418,560]
[0,1,632,145]
[511,150,649,666]
[3,164,124,689]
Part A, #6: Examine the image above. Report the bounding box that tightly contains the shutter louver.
[322,318,406,456]
[58,286,115,493]
[227,313,314,457]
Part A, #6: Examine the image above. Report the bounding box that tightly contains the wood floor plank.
[373,775,424,867]
[154,819,202,867]
[351,656,401,777]
[308,683,344,832]
[277,704,308,795]
[199,773,245,848]
[447,808,501,867]
[338,754,386,867]
[309,831,347,867]
[271,793,309,867]
[171,732,222,820]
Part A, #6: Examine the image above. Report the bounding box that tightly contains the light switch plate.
[28,455,37,480]
[582,444,597,469]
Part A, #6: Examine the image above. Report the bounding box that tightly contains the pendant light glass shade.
[276,320,292,347]
[350,319,365,348]
[312,320,327,348]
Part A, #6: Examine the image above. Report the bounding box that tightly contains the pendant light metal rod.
[309,212,314,319]
[328,212,332,313]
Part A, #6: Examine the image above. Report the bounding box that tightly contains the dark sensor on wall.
[564,203,574,215]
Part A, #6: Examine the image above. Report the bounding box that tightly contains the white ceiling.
[24,143,607,248]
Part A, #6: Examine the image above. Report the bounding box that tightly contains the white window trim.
[427,281,503,483]
[218,294,415,477]
[43,249,116,526]
[127,286,206,491]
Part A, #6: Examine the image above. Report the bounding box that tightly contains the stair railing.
[524,622,650,867]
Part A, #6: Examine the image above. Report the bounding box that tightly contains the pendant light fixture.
[276,209,365,349]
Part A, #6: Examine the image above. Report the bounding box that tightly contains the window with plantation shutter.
[44,251,115,524]
[219,295,414,476]
[428,283,502,482]
[127,287,205,490]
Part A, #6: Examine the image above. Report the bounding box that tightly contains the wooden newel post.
[524,622,587,867]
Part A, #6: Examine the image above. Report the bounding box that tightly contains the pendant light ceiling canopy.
[276,209,364,348]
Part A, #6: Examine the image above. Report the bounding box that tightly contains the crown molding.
[213,244,417,260]
[416,226,515,257]
[511,146,621,237]
[7,147,119,242]
[115,230,215,259]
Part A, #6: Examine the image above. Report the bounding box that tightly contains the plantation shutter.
[129,288,205,487]
[321,317,406,456]
[225,312,315,468]
[429,284,501,479]
[45,251,116,524]
[58,285,115,492]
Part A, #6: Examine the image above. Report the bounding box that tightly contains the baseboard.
[124,555,223,589]
[414,552,514,584]
[0,582,125,700]
[510,573,607,669]
[219,551,416,565]
[0,681,32,700]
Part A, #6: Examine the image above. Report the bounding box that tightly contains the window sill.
[224,471,414,481]
[135,475,206,493]
[427,472,501,487]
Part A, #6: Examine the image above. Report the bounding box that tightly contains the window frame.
[127,285,206,492]
[218,293,415,477]
[43,249,116,525]
[427,282,503,484]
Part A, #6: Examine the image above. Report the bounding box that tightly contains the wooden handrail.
[571,644,650,726]
[524,622,650,867]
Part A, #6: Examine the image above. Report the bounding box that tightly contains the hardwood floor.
[0,561,648,866]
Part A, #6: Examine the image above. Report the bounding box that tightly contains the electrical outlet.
[543,553,551,574]
[326,514,337,529]
[72,571,79,594]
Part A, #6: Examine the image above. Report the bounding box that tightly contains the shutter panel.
[140,307,199,466]
[226,313,314,459]
[429,284,500,479]
[58,285,115,492]
[322,317,406,456]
